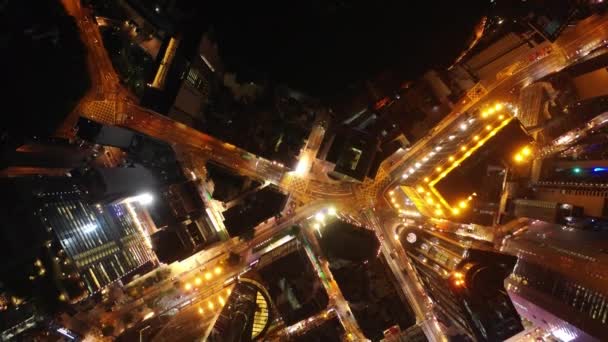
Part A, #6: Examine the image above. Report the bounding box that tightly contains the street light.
[514,153,523,163]
[198,307,204,315]
[184,282,192,291]
[195,277,202,286]
[204,272,212,281]
[327,207,337,216]
[214,266,222,275]
[315,212,325,222]
[458,201,467,209]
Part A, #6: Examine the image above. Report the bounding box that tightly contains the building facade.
[37,188,157,296]
[398,227,523,341]
[501,220,608,340]
[0,177,157,305]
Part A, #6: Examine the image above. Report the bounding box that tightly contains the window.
[186,68,201,87]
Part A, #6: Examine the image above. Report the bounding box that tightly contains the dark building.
[506,198,583,224]
[528,156,608,219]
[0,177,157,307]
[501,220,608,340]
[0,137,93,178]
[398,226,523,341]
[81,165,159,203]
[77,119,186,185]
[325,126,379,182]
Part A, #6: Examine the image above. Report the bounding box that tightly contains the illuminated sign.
[406,232,417,244]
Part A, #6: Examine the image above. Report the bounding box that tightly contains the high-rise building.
[501,220,608,340]
[208,280,272,342]
[398,226,523,341]
[0,177,157,306]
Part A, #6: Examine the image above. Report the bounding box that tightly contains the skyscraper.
[398,226,523,341]
[502,220,608,340]
[0,177,157,305]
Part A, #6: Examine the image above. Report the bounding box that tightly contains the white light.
[449,135,456,140]
[295,155,310,176]
[327,207,337,216]
[81,223,98,233]
[460,123,467,130]
[315,212,325,222]
[406,232,417,243]
[143,311,155,320]
[415,162,422,168]
[552,327,576,342]
[402,174,409,179]
[133,193,154,206]
[409,168,415,174]
[435,146,442,151]
[429,151,436,156]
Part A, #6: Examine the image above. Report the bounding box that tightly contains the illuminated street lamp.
[327,207,337,216]
[452,208,460,215]
[214,266,222,275]
[195,277,202,286]
[184,283,192,291]
[198,307,204,315]
[204,272,212,281]
[514,153,523,163]
[315,212,325,222]
[458,201,467,209]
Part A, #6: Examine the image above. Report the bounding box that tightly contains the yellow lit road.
[56,2,608,340]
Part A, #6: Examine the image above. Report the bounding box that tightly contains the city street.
[56,1,608,339]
